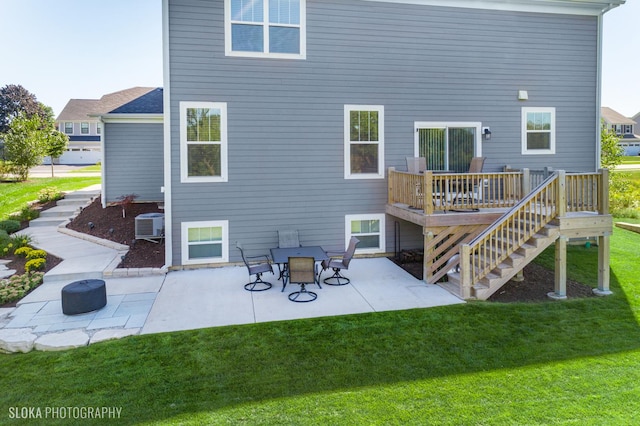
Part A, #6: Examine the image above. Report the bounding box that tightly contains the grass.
[69,164,101,173]
[621,156,640,165]
[1,227,639,424]
[0,177,101,220]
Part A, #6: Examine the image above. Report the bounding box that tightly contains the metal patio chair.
[320,237,360,286]
[287,256,319,302]
[278,229,301,248]
[406,157,427,174]
[451,156,486,210]
[236,242,274,292]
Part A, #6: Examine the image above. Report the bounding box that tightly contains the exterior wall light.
[482,127,492,140]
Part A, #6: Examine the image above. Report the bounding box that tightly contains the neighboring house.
[601,106,640,155]
[53,87,157,164]
[104,0,624,299]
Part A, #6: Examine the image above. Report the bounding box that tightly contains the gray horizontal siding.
[104,123,164,204]
[167,0,599,265]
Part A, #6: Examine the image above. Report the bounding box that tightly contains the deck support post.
[423,230,434,283]
[548,236,567,300]
[594,234,613,296]
[460,245,472,299]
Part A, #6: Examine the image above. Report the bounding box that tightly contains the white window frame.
[80,122,89,134]
[224,0,306,60]
[180,101,228,183]
[181,220,229,265]
[96,123,101,134]
[344,105,385,180]
[414,121,482,171]
[64,122,73,134]
[521,107,556,155]
[345,214,386,255]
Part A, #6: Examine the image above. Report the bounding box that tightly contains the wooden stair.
[446,223,559,300]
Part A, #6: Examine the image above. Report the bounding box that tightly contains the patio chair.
[236,242,274,292]
[320,237,360,286]
[287,257,319,302]
[451,156,486,210]
[406,157,426,174]
[278,229,301,248]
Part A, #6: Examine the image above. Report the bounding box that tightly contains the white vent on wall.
[135,213,165,241]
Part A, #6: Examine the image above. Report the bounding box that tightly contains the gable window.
[345,214,386,254]
[344,105,384,179]
[225,0,306,59]
[64,122,73,134]
[180,102,228,183]
[181,221,229,265]
[522,107,556,155]
[81,122,89,134]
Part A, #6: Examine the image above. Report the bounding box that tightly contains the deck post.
[548,236,567,300]
[598,168,609,215]
[388,167,395,205]
[460,245,472,299]
[594,234,613,296]
[423,230,434,283]
[556,170,566,217]
[424,171,434,215]
[522,168,530,195]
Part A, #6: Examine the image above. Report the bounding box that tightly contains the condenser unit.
[135,213,165,241]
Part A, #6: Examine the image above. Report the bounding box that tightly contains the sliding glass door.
[415,122,481,172]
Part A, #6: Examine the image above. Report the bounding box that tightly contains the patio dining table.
[270,246,329,291]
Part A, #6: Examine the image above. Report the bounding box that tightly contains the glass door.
[415,122,481,172]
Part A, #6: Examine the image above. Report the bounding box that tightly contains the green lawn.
[1,226,639,424]
[0,177,101,220]
[621,156,640,165]
[69,164,101,173]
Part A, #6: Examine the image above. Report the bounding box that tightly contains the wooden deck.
[386,168,613,300]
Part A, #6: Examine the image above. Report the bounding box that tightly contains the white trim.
[521,107,556,155]
[162,0,173,268]
[362,0,623,16]
[99,114,163,124]
[344,105,385,180]
[181,220,229,265]
[345,214,386,255]
[224,0,306,59]
[100,118,106,208]
[179,101,228,183]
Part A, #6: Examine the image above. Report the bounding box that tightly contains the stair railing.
[459,171,563,298]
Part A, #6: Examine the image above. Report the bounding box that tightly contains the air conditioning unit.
[135,213,165,241]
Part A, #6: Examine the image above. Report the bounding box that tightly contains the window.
[96,123,101,134]
[225,0,306,59]
[81,122,89,134]
[180,102,228,183]
[64,122,73,134]
[181,221,229,265]
[344,105,384,179]
[346,214,385,254]
[522,107,556,155]
[622,124,633,135]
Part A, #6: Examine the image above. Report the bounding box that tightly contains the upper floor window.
[64,122,73,134]
[97,123,101,134]
[180,102,228,183]
[225,0,306,59]
[81,122,89,134]
[344,105,384,179]
[522,107,555,155]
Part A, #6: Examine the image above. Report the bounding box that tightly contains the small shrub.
[0,272,44,305]
[26,249,47,260]
[14,246,33,257]
[0,220,21,234]
[9,234,34,249]
[0,229,8,242]
[115,193,138,218]
[37,186,63,203]
[12,205,40,222]
[1,242,14,256]
[0,160,17,181]
[25,258,46,272]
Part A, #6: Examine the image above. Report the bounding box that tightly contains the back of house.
[162,0,623,269]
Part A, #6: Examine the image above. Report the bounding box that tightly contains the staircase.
[444,173,562,300]
[445,223,559,299]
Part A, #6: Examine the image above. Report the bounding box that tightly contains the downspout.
[162,0,173,269]
[99,116,106,207]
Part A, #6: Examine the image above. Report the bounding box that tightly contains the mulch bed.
[390,254,595,303]
[65,198,165,268]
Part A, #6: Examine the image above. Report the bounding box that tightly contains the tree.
[600,122,632,212]
[44,130,69,177]
[3,114,49,181]
[0,84,47,134]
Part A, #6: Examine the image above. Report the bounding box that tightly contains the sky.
[0,0,637,118]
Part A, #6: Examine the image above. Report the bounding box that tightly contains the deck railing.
[388,168,523,213]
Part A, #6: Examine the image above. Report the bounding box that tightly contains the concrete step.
[63,190,100,200]
[28,217,67,227]
[56,198,92,207]
[39,205,79,218]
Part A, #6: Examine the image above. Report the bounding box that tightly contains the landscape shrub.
[0,229,8,242]
[25,249,47,260]
[0,272,44,305]
[9,234,33,249]
[14,246,33,257]
[37,186,63,203]
[25,258,46,272]
[0,160,17,181]
[0,220,20,234]
[11,205,39,222]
